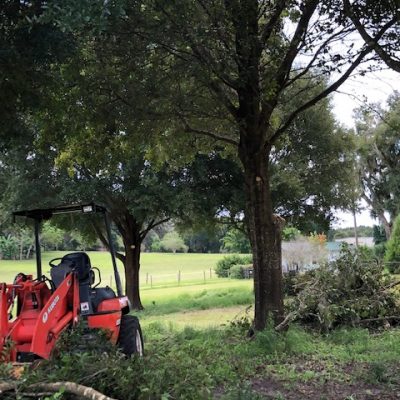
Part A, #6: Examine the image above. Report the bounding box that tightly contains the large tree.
[27,16,195,309]
[126,0,396,329]
[355,94,400,239]
[21,0,399,329]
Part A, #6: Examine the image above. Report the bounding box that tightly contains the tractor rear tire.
[118,315,144,357]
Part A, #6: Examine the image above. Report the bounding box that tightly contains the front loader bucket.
[0,273,79,363]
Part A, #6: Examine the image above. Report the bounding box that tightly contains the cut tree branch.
[0,381,116,400]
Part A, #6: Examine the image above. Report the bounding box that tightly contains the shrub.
[0,235,18,260]
[282,226,301,241]
[160,231,188,253]
[374,243,386,260]
[384,214,400,273]
[229,264,244,279]
[221,228,251,253]
[215,255,252,277]
[290,245,400,331]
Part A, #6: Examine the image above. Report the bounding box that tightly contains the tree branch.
[91,221,125,263]
[272,45,373,142]
[275,0,319,88]
[140,217,170,240]
[344,0,400,72]
[259,1,287,49]
[181,117,239,145]
[0,381,116,400]
[284,28,353,88]
[32,382,116,400]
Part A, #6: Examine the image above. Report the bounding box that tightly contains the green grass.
[7,322,399,400]
[0,251,228,285]
[140,282,253,316]
[140,305,251,328]
[2,249,400,398]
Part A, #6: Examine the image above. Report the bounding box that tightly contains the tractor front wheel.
[118,315,144,357]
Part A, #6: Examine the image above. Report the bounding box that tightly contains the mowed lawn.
[0,251,227,284]
[0,251,254,328]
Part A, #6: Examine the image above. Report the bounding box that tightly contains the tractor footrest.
[16,352,36,363]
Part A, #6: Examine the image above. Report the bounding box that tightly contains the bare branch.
[274,9,399,142]
[31,382,117,400]
[0,381,116,400]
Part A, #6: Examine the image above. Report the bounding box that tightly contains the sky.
[331,68,400,228]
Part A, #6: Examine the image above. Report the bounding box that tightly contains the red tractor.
[0,203,143,363]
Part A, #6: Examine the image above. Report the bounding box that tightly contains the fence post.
[209,268,212,279]
[203,270,206,283]
[178,270,181,285]
[146,272,149,285]
[110,275,113,288]
[150,275,153,288]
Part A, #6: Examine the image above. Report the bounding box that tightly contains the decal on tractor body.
[42,295,60,323]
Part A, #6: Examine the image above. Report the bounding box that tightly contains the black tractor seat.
[50,252,116,315]
[50,252,93,288]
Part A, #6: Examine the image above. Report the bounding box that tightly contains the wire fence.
[107,268,216,289]
[105,261,400,290]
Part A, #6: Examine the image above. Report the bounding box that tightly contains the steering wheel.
[49,257,63,268]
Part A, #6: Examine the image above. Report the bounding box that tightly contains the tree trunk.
[122,233,144,310]
[380,214,392,240]
[26,244,33,259]
[240,148,284,330]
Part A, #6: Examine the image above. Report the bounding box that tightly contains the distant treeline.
[331,226,373,239]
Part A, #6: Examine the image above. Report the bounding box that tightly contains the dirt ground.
[249,361,400,400]
[251,377,400,399]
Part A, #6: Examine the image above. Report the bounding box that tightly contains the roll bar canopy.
[12,203,123,297]
[12,203,106,221]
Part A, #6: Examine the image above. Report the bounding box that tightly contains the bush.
[221,228,251,253]
[384,214,400,273]
[229,264,244,279]
[374,243,387,260]
[290,245,400,331]
[0,235,18,260]
[160,231,188,253]
[215,255,252,278]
